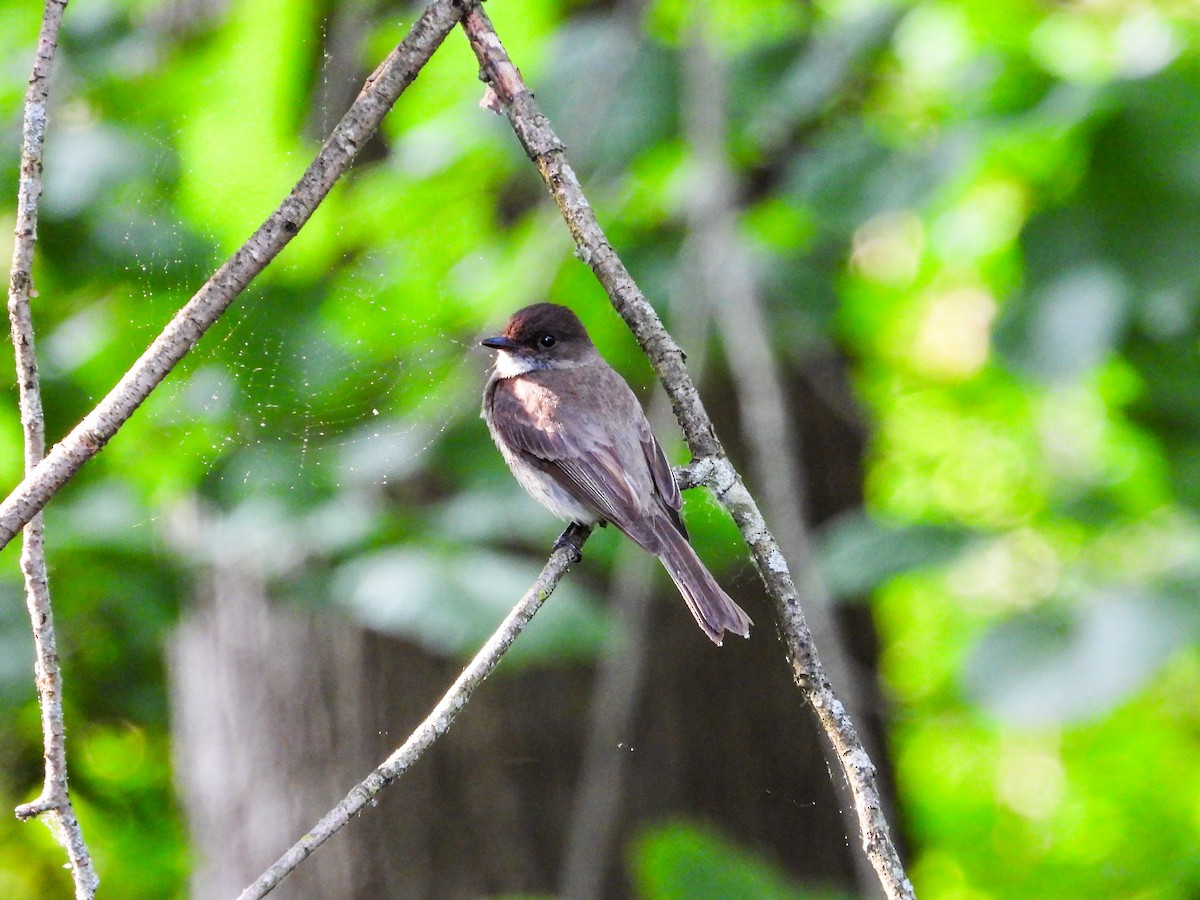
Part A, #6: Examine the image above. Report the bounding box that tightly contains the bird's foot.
[553,523,591,563]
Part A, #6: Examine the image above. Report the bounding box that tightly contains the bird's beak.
[481,335,520,352]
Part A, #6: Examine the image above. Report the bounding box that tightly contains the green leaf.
[818,512,974,597]
[332,547,610,663]
[629,819,850,900]
[962,588,1200,724]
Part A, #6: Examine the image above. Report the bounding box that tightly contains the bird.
[480,302,752,645]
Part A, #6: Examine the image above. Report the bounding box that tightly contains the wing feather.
[641,431,686,537]
[487,367,673,547]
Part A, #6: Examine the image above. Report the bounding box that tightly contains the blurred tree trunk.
[168,350,896,899]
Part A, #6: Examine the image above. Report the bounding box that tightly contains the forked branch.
[3,0,466,891]
[0,0,469,552]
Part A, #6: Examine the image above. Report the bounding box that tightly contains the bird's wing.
[487,373,647,531]
[641,430,687,538]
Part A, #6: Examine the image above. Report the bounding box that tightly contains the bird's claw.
[553,523,589,563]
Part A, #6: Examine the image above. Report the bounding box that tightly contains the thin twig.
[462,6,914,898]
[0,0,468,553]
[6,2,99,896]
[237,529,590,900]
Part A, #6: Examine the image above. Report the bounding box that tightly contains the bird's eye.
[538,333,556,348]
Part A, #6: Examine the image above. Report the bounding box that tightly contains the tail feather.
[653,520,752,645]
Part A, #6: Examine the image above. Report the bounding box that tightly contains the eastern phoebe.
[481,302,752,645]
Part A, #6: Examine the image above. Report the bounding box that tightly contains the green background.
[2,0,1198,896]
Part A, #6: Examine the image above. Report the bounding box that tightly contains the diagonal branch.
[679,18,888,895]
[7,2,100,897]
[236,528,590,900]
[462,6,914,898]
[0,0,469,554]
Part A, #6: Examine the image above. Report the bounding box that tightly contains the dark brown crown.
[503,303,591,345]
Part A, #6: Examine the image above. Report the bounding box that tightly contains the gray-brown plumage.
[481,303,752,645]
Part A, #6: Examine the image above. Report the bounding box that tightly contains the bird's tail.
[654,521,752,645]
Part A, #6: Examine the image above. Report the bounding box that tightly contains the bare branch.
[678,20,888,895]
[462,6,914,898]
[6,1,99,896]
[0,0,469,553]
[237,529,590,900]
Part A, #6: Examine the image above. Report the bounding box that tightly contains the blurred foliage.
[629,819,852,900]
[0,0,1198,896]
